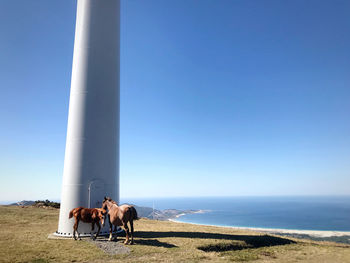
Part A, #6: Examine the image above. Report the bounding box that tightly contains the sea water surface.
[121,196,350,231]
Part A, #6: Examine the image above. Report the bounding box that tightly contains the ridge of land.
[1,205,350,262]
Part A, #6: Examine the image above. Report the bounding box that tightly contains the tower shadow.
[135,231,295,252]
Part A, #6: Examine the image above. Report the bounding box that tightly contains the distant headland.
[8,200,201,221]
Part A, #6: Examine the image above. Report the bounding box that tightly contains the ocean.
[121,196,350,232]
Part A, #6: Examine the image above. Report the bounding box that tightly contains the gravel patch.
[86,237,130,255]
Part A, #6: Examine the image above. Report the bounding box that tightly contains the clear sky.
[0,0,349,202]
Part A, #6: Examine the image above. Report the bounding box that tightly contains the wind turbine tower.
[55,0,120,237]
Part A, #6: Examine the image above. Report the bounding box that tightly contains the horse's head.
[98,208,107,227]
[102,198,107,210]
[102,196,110,210]
[102,196,117,211]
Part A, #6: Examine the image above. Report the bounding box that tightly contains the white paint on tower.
[55,0,120,237]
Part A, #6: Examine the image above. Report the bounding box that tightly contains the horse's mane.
[104,196,118,205]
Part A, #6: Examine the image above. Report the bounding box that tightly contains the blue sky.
[0,0,349,202]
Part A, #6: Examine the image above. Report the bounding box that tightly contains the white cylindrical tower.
[55,0,120,237]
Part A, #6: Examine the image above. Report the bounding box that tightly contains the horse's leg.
[77,219,81,240]
[114,225,118,241]
[130,220,134,245]
[73,218,80,240]
[94,222,101,240]
[91,222,95,239]
[72,219,76,240]
[108,215,113,241]
[123,222,130,245]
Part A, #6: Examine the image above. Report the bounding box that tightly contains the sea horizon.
[2,195,350,233]
[3,194,350,204]
[123,196,350,233]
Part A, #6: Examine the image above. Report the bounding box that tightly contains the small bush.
[34,200,60,209]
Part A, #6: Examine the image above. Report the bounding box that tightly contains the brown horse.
[102,197,138,244]
[69,207,107,240]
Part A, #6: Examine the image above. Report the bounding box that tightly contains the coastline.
[169,218,350,238]
[172,209,208,219]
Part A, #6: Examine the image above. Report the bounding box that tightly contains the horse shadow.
[134,238,177,248]
[95,235,177,249]
[134,231,295,252]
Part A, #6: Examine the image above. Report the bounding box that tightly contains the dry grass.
[1,206,350,262]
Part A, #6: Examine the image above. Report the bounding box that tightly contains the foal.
[102,197,138,244]
[69,207,107,240]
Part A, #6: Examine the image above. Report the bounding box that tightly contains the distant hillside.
[10,200,35,206]
[10,200,60,208]
[132,205,199,220]
[9,200,197,220]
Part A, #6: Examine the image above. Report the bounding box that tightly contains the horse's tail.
[69,207,83,219]
[130,206,138,220]
[68,209,74,219]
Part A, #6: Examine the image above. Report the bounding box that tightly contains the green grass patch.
[1,206,350,262]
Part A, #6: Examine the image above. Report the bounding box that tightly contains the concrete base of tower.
[49,227,123,239]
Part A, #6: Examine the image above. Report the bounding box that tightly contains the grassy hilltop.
[0,206,350,263]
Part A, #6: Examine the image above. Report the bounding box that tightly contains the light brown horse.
[69,207,107,240]
[102,197,138,244]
